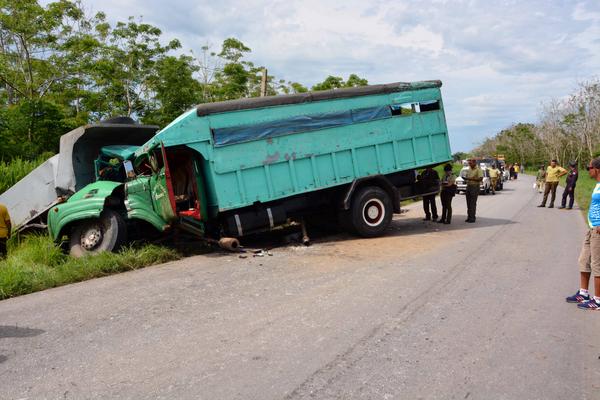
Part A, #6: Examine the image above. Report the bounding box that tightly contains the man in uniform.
[535,164,546,193]
[559,161,578,210]
[488,164,500,195]
[566,157,600,309]
[0,203,11,258]
[418,166,440,221]
[538,159,567,208]
[463,159,483,223]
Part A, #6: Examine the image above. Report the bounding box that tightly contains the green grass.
[0,155,50,194]
[0,235,181,300]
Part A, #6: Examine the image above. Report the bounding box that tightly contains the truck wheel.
[69,210,126,257]
[349,186,393,238]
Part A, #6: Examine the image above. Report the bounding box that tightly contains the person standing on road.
[418,166,440,221]
[559,161,579,210]
[463,159,483,223]
[536,164,546,193]
[566,157,600,309]
[438,164,456,224]
[538,159,568,208]
[0,203,11,258]
[509,164,515,180]
[489,164,500,195]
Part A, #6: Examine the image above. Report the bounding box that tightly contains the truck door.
[149,143,177,222]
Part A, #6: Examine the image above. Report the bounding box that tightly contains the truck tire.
[348,186,393,238]
[69,209,126,257]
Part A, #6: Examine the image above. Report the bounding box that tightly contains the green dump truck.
[47,80,452,256]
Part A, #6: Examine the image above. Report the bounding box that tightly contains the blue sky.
[75,0,600,152]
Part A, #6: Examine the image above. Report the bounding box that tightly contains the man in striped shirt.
[566,157,600,309]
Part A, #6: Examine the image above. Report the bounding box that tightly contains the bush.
[0,155,49,194]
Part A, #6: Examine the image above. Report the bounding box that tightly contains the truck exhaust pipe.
[218,237,240,252]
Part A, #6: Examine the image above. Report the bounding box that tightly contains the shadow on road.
[0,325,45,338]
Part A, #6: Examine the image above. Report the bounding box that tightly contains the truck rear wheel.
[349,186,393,237]
[69,209,126,257]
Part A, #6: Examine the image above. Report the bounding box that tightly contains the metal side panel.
[0,155,59,230]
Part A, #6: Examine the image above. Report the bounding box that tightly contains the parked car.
[456,166,491,194]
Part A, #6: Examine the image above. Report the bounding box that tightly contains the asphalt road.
[1,175,599,400]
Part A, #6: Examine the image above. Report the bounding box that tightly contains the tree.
[86,16,181,120]
[0,0,93,157]
[311,74,368,91]
[143,55,202,126]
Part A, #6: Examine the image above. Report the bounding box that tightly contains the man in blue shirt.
[566,157,600,309]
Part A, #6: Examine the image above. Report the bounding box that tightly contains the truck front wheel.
[69,209,127,257]
[349,186,393,237]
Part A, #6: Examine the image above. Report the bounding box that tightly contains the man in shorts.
[566,157,600,309]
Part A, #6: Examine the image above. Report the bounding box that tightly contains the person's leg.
[471,190,479,221]
[561,188,568,208]
[465,190,473,221]
[549,182,558,207]
[578,229,600,309]
[540,182,551,206]
[440,193,448,222]
[0,238,6,259]
[446,196,453,224]
[422,197,431,220]
[491,178,496,194]
[568,230,592,303]
[568,189,575,209]
[431,195,438,220]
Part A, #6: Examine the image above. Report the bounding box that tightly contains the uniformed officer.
[559,161,578,210]
[488,164,500,195]
[438,163,457,224]
[463,159,483,223]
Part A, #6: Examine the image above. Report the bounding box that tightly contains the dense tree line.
[0,0,368,160]
[473,79,600,168]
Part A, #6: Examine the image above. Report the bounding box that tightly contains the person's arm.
[558,167,568,177]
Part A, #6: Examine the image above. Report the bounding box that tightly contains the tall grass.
[0,155,50,194]
[0,235,181,300]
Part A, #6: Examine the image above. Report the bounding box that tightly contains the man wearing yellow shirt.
[488,164,500,195]
[538,159,567,208]
[0,203,11,258]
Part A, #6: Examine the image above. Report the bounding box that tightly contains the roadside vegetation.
[0,155,49,193]
[472,79,600,172]
[0,234,180,300]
